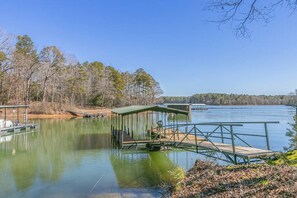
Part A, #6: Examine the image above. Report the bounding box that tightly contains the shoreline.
[1,108,112,119]
[29,108,112,119]
[28,114,75,119]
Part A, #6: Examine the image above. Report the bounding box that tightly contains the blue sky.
[0,0,296,96]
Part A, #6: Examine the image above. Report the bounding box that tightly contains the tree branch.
[208,0,297,37]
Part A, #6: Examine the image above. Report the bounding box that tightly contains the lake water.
[0,105,295,197]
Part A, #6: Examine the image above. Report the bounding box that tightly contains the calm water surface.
[0,105,295,197]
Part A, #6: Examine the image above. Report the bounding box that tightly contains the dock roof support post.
[127,114,129,132]
[164,112,167,135]
[131,114,133,134]
[111,113,113,133]
[136,113,138,140]
[118,114,120,131]
[113,113,115,134]
[115,113,118,131]
[171,113,173,135]
[113,113,115,132]
[149,121,151,141]
[121,115,124,131]
[121,115,124,148]
[264,123,270,150]
[146,111,148,133]
[115,114,118,142]
[151,110,153,127]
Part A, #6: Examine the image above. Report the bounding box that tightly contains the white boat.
[191,103,206,106]
[0,119,13,128]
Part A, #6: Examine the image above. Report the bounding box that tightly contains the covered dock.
[111,105,189,143]
[0,105,37,133]
[111,105,278,164]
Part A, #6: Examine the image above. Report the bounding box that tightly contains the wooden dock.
[120,132,274,159]
[111,105,278,164]
[164,133,274,159]
[112,122,278,164]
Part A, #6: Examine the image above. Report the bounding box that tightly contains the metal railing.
[150,121,279,155]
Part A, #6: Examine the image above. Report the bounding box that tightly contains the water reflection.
[0,106,295,197]
[10,153,38,190]
[110,151,177,188]
[0,119,183,197]
[76,134,111,150]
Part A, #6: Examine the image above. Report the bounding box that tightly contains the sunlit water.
[0,105,295,197]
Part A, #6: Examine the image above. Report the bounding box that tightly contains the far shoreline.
[1,107,112,119]
[1,104,294,120]
[28,114,75,119]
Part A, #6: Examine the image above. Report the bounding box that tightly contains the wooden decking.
[165,133,274,158]
[121,132,275,160]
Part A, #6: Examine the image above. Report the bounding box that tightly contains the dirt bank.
[28,114,74,119]
[0,104,112,119]
[28,107,112,119]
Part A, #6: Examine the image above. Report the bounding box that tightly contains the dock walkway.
[121,132,274,160]
[114,122,278,164]
[111,105,278,164]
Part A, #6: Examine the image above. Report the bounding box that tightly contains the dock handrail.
[152,121,279,159]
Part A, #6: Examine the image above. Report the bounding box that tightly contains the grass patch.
[268,150,297,166]
[259,179,269,185]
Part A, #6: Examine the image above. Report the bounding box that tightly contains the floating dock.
[0,124,37,133]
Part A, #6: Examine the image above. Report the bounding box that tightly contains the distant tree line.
[0,30,163,108]
[163,93,297,105]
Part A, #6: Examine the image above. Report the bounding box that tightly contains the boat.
[191,104,208,111]
[67,110,106,118]
[0,105,37,133]
[0,119,13,128]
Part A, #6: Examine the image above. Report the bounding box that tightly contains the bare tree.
[0,30,14,104]
[208,0,297,37]
[13,35,40,104]
[0,29,164,108]
[39,46,65,103]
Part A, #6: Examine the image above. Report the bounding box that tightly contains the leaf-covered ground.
[171,160,297,198]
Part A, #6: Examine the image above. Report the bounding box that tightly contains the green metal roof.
[111,105,189,116]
